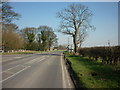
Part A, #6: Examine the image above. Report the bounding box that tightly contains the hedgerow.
[79,46,120,65]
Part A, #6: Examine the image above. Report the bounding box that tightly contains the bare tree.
[1,2,22,51]
[2,23,18,31]
[2,2,20,24]
[2,30,24,51]
[78,28,87,48]
[57,4,95,54]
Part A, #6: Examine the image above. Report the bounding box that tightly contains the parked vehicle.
[0,50,4,53]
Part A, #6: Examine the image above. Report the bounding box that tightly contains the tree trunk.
[49,46,50,51]
[73,27,79,55]
[73,35,78,54]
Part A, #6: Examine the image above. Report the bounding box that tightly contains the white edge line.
[61,53,66,88]
[65,66,71,87]
[0,66,30,83]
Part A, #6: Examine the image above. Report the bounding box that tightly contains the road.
[1,51,74,88]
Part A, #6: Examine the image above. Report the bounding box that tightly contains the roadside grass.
[2,50,52,55]
[64,52,120,88]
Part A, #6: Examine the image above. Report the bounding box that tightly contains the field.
[65,52,120,88]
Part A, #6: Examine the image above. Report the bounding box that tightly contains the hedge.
[79,46,120,65]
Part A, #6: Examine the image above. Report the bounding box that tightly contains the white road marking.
[61,53,66,88]
[1,56,45,74]
[65,66,71,87]
[0,65,20,74]
[25,56,45,64]
[0,66,30,83]
[14,57,21,59]
[25,58,38,64]
[3,71,14,74]
[1,54,51,83]
[2,54,33,63]
[37,58,45,63]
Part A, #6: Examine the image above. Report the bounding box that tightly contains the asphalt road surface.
[1,51,75,88]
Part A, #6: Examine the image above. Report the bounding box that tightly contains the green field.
[64,52,120,88]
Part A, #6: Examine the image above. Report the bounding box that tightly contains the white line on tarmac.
[25,56,45,64]
[0,65,20,74]
[0,55,47,83]
[0,66,31,83]
[61,53,66,88]
[37,58,45,63]
[2,54,33,63]
[14,57,21,59]
[65,66,71,87]
[3,71,14,74]
[1,56,45,73]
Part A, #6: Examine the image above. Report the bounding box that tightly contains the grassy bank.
[64,52,120,88]
[2,50,52,55]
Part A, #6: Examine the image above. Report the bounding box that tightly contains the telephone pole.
[68,38,69,52]
[108,40,110,47]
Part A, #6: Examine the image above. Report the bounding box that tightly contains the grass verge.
[2,50,52,55]
[64,51,120,88]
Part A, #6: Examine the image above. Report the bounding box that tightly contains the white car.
[0,50,4,53]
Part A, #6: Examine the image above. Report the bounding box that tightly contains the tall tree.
[2,30,24,51]
[2,23,18,31]
[36,33,42,50]
[57,4,95,54]
[47,30,57,51]
[78,28,87,48]
[0,2,2,49]
[2,2,20,24]
[0,1,2,24]
[37,26,57,51]
[20,27,36,50]
[41,30,47,51]
[1,2,22,51]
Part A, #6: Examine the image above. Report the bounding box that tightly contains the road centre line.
[2,56,45,73]
[1,56,46,83]
[61,53,66,88]
[14,57,21,59]
[2,54,34,63]
[1,55,50,83]
[0,65,20,74]
[37,58,45,63]
[0,66,31,83]
[25,56,45,64]
[3,71,14,74]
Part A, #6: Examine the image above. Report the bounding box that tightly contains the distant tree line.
[79,46,120,65]
[54,45,67,50]
[1,2,57,52]
[20,26,57,51]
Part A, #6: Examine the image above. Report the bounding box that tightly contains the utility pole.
[68,38,69,52]
[108,40,110,47]
[71,45,72,52]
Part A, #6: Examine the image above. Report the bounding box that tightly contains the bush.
[79,46,120,65]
